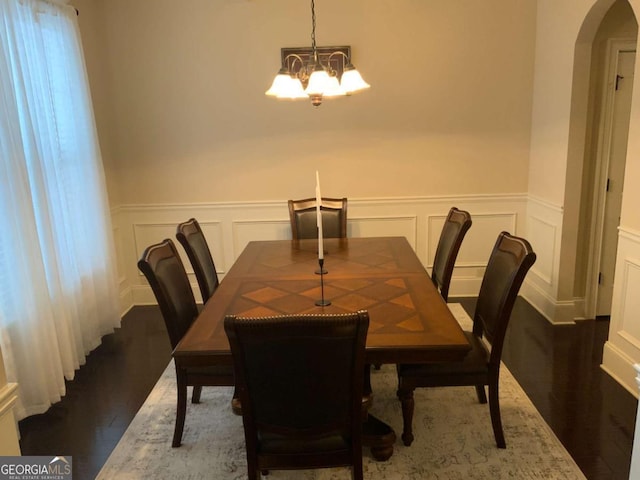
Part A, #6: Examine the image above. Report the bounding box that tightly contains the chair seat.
[259,432,350,455]
[397,331,488,379]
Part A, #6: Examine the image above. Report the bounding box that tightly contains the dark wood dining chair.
[431,207,472,302]
[397,232,536,448]
[224,311,369,480]
[288,197,347,239]
[175,218,219,304]
[138,238,236,447]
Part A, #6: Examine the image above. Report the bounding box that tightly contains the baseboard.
[520,280,576,325]
[601,341,639,398]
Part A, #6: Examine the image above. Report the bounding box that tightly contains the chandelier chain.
[310,0,317,62]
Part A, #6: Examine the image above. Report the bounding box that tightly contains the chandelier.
[265,0,370,107]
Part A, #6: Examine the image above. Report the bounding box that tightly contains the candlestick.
[316,171,324,260]
[314,171,327,275]
[315,258,331,306]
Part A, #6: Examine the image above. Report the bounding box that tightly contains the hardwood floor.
[18,298,636,479]
[18,306,172,480]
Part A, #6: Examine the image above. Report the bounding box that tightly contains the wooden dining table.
[174,236,471,460]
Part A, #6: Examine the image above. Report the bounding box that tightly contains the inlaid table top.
[174,237,470,366]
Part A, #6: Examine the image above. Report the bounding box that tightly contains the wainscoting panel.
[348,216,418,248]
[232,219,291,258]
[427,211,517,267]
[527,215,556,285]
[111,208,131,316]
[521,196,569,323]
[117,195,529,311]
[602,227,640,397]
[133,221,227,275]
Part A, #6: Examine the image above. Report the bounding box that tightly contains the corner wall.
[529,0,640,395]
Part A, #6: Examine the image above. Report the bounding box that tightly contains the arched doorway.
[571,0,637,320]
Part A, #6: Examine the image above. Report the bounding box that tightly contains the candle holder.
[315,258,331,306]
[315,252,328,274]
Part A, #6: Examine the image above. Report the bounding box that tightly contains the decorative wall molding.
[524,193,566,323]
[602,229,640,397]
[115,195,529,310]
[528,215,557,285]
[619,226,640,243]
[114,193,587,330]
[527,194,564,213]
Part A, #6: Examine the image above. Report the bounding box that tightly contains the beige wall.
[71,0,640,461]
[75,0,536,206]
[74,0,119,206]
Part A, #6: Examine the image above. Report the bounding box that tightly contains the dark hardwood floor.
[18,306,172,480]
[18,298,636,479]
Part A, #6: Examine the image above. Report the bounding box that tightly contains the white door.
[596,48,635,316]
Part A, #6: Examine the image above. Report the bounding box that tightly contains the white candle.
[316,171,324,260]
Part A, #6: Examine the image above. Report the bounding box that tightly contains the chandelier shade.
[265,0,370,106]
[265,68,307,99]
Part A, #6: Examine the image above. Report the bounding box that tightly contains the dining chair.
[175,218,219,304]
[138,238,236,447]
[396,231,536,448]
[288,197,347,240]
[224,311,369,480]
[431,207,472,302]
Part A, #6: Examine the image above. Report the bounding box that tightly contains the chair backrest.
[176,218,219,303]
[431,207,472,302]
[473,231,536,367]
[137,238,199,350]
[288,197,347,240]
[224,311,369,469]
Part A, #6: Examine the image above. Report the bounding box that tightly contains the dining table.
[173,236,471,460]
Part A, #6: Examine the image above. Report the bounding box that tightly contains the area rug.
[97,304,586,479]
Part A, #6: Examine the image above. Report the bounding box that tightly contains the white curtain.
[0,0,120,419]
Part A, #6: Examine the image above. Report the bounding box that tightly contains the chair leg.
[191,385,202,404]
[397,387,415,446]
[173,367,188,447]
[352,457,364,480]
[362,366,373,417]
[488,377,506,448]
[475,385,487,404]
[247,457,261,480]
[231,386,242,415]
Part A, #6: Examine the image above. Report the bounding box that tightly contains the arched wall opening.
[561,0,637,321]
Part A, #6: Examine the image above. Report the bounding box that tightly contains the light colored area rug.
[97,304,586,479]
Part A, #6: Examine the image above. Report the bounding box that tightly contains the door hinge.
[598,272,603,285]
[606,178,611,192]
[616,74,624,90]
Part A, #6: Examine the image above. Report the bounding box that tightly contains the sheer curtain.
[0,0,120,419]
